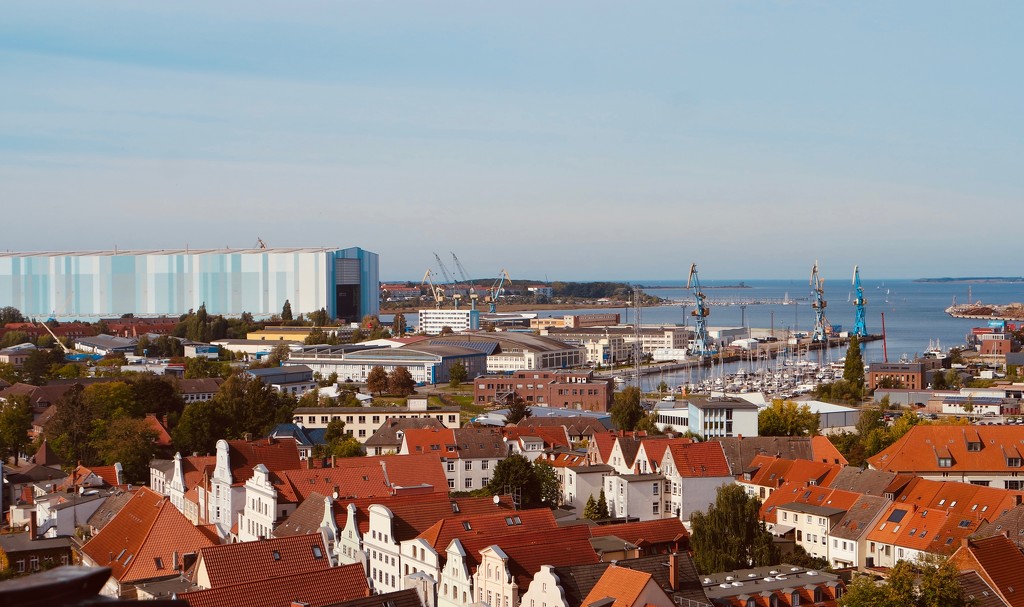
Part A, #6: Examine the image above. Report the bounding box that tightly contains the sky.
[2,2,1022,282]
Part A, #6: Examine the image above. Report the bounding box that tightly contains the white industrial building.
[417,308,480,335]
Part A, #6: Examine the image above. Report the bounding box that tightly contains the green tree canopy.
[0,306,25,324]
[583,495,599,520]
[839,558,966,607]
[758,400,820,436]
[611,386,644,431]
[504,395,532,425]
[95,417,158,483]
[487,454,541,507]
[595,487,610,519]
[281,300,293,321]
[534,460,561,506]
[0,394,33,465]
[844,335,865,390]
[690,484,781,574]
[448,361,468,388]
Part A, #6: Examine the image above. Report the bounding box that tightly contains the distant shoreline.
[640,283,752,290]
[915,277,1024,283]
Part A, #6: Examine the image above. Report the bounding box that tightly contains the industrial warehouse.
[0,247,378,321]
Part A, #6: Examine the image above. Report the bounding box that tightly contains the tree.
[839,557,966,607]
[487,454,540,507]
[583,495,600,520]
[392,313,407,336]
[448,361,468,388]
[281,300,293,321]
[83,381,142,419]
[0,362,17,385]
[22,349,57,385]
[758,400,820,436]
[534,460,561,506]
[0,394,33,464]
[185,356,227,379]
[388,367,416,396]
[657,380,669,394]
[595,487,610,519]
[504,395,532,425]
[367,366,389,396]
[313,418,364,458]
[131,376,185,420]
[172,399,224,455]
[95,417,158,483]
[690,484,780,574]
[439,326,454,336]
[309,307,329,327]
[844,335,865,390]
[635,411,663,435]
[0,306,25,325]
[611,386,644,431]
[214,373,296,440]
[46,384,97,465]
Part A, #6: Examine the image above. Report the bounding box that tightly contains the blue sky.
[2,2,1022,281]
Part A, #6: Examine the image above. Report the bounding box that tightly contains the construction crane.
[421,270,445,309]
[485,269,512,314]
[686,264,716,357]
[255,237,267,249]
[851,265,868,337]
[450,252,479,310]
[32,317,72,355]
[810,261,832,343]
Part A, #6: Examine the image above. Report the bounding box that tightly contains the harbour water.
[388,278,1024,392]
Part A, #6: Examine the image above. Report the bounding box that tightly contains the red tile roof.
[226,437,301,486]
[589,518,689,549]
[274,453,448,504]
[82,487,216,584]
[811,435,848,465]
[868,426,1024,474]
[144,414,173,447]
[193,534,330,589]
[951,535,1024,607]
[486,525,600,589]
[502,425,571,450]
[416,508,557,554]
[664,442,732,477]
[401,427,508,460]
[581,565,656,607]
[180,455,217,491]
[745,456,842,489]
[181,562,370,607]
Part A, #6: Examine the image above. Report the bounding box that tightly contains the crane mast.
[450,252,479,310]
[421,270,445,309]
[686,264,715,357]
[486,270,512,314]
[810,261,831,342]
[851,265,868,337]
[432,252,462,308]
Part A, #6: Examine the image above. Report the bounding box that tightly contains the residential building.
[737,455,843,502]
[80,487,217,598]
[579,565,675,607]
[190,534,331,590]
[0,344,34,368]
[685,396,760,439]
[364,416,447,456]
[474,370,614,412]
[399,427,509,493]
[605,473,668,521]
[175,377,223,403]
[418,308,480,335]
[539,327,634,365]
[867,359,943,391]
[292,402,460,444]
[0,527,73,575]
[772,485,861,563]
[537,553,710,607]
[660,441,734,522]
[179,563,370,607]
[700,564,845,607]
[868,425,1024,488]
[0,247,378,321]
[713,435,848,474]
[949,535,1024,607]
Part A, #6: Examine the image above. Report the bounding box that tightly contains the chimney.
[243,432,253,442]
[333,486,340,500]
[306,457,313,470]
[331,456,336,469]
[29,511,38,539]
[173,551,180,570]
[268,436,276,445]
[669,552,679,591]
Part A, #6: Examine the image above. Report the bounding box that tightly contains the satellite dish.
[493,495,501,505]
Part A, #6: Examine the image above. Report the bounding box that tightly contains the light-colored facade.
[686,398,759,439]
[0,247,378,322]
[292,404,460,443]
[418,309,480,335]
[286,344,488,386]
[605,473,665,520]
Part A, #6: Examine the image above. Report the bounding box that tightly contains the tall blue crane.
[851,265,868,337]
[810,261,831,343]
[686,263,716,357]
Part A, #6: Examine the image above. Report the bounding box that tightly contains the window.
[30,556,39,571]
[448,479,455,489]
[653,502,659,515]
[1007,481,1024,490]
[938,457,953,468]
[465,461,472,471]
[792,591,801,606]
[653,483,659,495]
[313,545,323,559]
[447,461,455,472]
[482,460,489,470]
[465,478,473,489]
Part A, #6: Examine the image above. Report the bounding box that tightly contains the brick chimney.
[29,511,37,539]
[668,552,678,591]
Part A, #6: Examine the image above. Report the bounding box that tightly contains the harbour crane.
[433,252,463,308]
[32,317,72,355]
[851,265,868,337]
[450,252,479,310]
[686,264,716,357]
[485,269,512,314]
[421,269,445,309]
[810,261,832,342]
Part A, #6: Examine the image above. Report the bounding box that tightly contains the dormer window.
[938,457,953,468]
[967,441,981,452]
[1008,458,1022,468]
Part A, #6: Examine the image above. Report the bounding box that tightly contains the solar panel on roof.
[887,509,907,523]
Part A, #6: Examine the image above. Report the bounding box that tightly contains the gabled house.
[949,534,1024,607]
[659,441,733,522]
[364,416,446,456]
[399,427,509,493]
[578,565,675,607]
[738,455,843,502]
[868,425,1024,489]
[713,435,847,474]
[180,563,370,607]
[190,534,331,589]
[80,487,217,598]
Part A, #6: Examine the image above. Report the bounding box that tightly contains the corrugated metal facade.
[0,247,378,320]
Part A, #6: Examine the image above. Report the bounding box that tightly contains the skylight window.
[312,546,323,559]
[272,551,281,561]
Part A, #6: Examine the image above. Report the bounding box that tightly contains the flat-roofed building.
[293,402,461,443]
[0,247,377,322]
[417,308,480,335]
[473,370,614,412]
[285,343,487,385]
[432,331,584,372]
